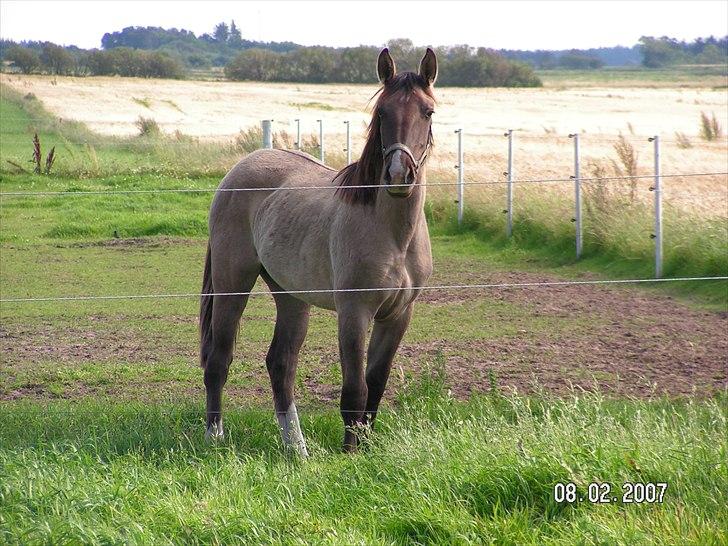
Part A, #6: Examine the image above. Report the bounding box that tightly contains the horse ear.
[419,47,437,86]
[377,48,396,84]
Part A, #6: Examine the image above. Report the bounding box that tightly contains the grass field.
[1,72,727,544]
[536,64,728,88]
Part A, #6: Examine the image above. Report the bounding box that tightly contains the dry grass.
[700,111,723,141]
[2,74,726,218]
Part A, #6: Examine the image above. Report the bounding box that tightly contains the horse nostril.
[405,167,414,185]
[383,169,392,184]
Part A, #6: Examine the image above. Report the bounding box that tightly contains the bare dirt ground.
[2,265,725,403]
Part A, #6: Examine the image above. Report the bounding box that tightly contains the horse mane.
[334,72,435,206]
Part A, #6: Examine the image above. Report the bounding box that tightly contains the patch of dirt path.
[2,267,725,401]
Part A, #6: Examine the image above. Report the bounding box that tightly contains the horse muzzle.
[383,149,415,197]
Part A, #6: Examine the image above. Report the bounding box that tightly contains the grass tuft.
[135,116,161,137]
[700,111,723,141]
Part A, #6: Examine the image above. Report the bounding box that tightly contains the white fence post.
[294,119,301,150]
[344,120,351,164]
[569,133,583,259]
[261,119,273,149]
[317,119,325,162]
[454,129,464,225]
[649,135,663,278]
[504,129,514,237]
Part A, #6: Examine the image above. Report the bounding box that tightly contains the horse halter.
[381,142,430,176]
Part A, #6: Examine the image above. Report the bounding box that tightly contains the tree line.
[638,36,727,68]
[1,41,185,78]
[1,23,724,83]
[223,40,541,86]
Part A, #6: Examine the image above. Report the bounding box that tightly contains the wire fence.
[1,123,727,302]
[1,277,726,304]
[0,172,726,198]
[5,115,723,144]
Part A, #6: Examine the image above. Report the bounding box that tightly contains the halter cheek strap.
[382,143,429,174]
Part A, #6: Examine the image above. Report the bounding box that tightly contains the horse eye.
[425,110,434,118]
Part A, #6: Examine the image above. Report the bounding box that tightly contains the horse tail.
[199,241,214,369]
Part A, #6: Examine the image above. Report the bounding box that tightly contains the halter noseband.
[381,142,429,175]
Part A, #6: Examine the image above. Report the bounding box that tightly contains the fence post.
[649,135,663,278]
[504,129,514,237]
[294,119,301,150]
[344,120,351,164]
[569,133,583,259]
[261,119,273,149]
[455,129,464,226]
[317,119,325,162]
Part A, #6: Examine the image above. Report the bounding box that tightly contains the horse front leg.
[337,306,370,453]
[365,304,413,428]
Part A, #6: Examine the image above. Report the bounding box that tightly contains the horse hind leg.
[200,244,260,441]
[263,272,311,457]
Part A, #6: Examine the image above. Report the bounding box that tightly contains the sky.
[1,1,727,51]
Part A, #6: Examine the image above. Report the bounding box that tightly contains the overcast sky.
[1,1,726,51]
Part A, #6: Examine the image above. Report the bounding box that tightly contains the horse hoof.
[205,420,224,442]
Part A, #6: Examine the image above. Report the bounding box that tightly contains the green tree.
[386,38,419,71]
[145,51,184,78]
[338,47,378,83]
[85,50,116,75]
[40,44,75,74]
[213,22,230,43]
[697,44,724,64]
[229,20,242,47]
[5,46,41,74]
[639,36,681,68]
[225,48,280,80]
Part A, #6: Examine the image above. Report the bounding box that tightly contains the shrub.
[135,116,161,137]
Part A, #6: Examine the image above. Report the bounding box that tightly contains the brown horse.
[200,48,437,454]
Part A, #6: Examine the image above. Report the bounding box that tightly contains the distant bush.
[557,53,604,70]
[437,47,541,87]
[2,43,185,79]
[86,48,184,78]
[225,49,280,81]
[5,46,41,74]
[135,116,161,137]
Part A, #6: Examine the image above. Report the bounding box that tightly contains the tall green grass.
[425,186,727,305]
[1,372,726,544]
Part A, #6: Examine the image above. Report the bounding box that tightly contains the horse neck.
[374,174,427,250]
